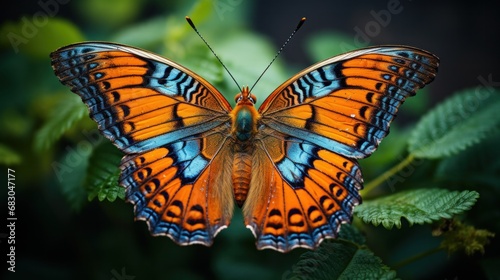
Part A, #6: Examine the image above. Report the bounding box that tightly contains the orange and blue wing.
[51,42,232,153]
[245,130,363,252]
[259,46,439,158]
[51,42,234,246]
[246,46,439,251]
[120,130,234,245]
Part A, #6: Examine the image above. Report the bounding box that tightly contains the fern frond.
[85,142,124,202]
[354,189,479,229]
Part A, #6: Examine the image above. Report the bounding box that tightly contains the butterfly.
[50,41,438,252]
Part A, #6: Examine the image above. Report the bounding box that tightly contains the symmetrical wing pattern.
[51,42,439,252]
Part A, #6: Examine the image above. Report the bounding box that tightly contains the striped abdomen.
[232,151,252,207]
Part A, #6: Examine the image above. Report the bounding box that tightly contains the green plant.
[1,1,498,279]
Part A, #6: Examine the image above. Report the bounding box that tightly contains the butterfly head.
[235,86,257,106]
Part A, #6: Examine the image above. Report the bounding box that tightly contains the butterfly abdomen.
[231,109,256,206]
[232,150,252,207]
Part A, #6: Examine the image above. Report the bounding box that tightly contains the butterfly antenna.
[186,16,242,92]
[249,17,306,92]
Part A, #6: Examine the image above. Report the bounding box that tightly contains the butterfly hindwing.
[120,129,234,246]
[245,46,439,252]
[245,129,363,252]
[51,42,234,246]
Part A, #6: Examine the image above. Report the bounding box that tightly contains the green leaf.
[283,240,397,280]
[177,44,225,89]
[360,126,409,177]
[54,145,90,211]
[213,32,290,104]
[305,31,368,62]
[0,109,32,139]
[408,88,500,159]
[75,0,143,29]
[186,0,214,25]
[34,94,87,151]
[85,142,124,202]
[436,130,500,187]
[111,16,169,48]
[0,143,22,165]
[0,17,84,58]
[338,223,366,245]
[355,189,479,229]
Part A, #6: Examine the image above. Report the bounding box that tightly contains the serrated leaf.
[436,130,500,186]
[408,88,500,159]
[354,189,479,229]
[34,94,88,151]
[283,240,397,280]
[85,142,124,202]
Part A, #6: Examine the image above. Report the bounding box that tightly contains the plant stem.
[392,246,444,269]
[362,154,415,196]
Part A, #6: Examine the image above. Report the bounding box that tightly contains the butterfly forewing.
[51,42,232,153]
[51,42,235,247]
[258,46,439,158]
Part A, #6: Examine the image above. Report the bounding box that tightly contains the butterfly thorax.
[230,86,260,207]
[231,86,259,141]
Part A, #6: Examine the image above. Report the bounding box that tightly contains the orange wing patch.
[245,131,363,252]
[120,130,234,246]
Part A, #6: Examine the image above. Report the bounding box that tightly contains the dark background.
[1,0,499,279]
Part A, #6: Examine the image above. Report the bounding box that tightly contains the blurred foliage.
[1,0,499,280]
[433,219,495,256]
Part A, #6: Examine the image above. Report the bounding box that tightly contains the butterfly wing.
[245,46,439,252]
[51,42,234,246]
[246,130,363,252]
[120,130,235,245]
